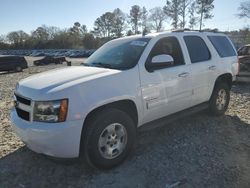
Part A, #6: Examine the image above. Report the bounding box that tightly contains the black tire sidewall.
[16,66,22,72]
[209,82,230,116]
[83,108,136,169]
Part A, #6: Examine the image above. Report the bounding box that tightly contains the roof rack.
[172,28,220,33]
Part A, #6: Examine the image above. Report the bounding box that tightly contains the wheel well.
[84,100,138,127]
[215,73,233,89]
[79,100,138,157]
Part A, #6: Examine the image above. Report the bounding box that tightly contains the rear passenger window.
[184,36,211,63]
[208,36,236,57]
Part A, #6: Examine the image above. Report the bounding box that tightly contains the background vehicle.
[237,44,250,82]
[0,56,28,72]
[33,56,68,66]
[11,31,238,169]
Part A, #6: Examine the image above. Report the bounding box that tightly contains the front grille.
[14,93,32,121]
[15,95,31,105]
[16,108,30,121]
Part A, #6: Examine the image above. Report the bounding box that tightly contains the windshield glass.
[83,37,151,70]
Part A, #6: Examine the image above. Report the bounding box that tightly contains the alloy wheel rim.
[216,89,227,110]
[98,123,127,159]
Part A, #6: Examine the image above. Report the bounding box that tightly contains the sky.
[0,0,249,35]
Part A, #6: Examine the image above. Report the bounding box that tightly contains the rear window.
[184,36,211,63]
[208,36,236,57]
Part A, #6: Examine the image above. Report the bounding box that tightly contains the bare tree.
[238,0,250,19]
[7,30,29,48]
[149,7,166,32]
[129,5,142,34]
[195,0,214,31]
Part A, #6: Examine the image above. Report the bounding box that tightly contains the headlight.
[33,99,68,123]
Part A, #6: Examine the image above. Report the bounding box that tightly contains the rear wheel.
[82,108,136,169]
[209,82,230,116]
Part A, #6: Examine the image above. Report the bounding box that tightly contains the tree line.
[0,0,249,50]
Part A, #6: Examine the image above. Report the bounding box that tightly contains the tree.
[179,0,193,28]
[81,25,88,34]
[195,0,214,30]
[113,8,127,37]
[129,5,142,34]
[149,7,166,32]
[164,0,180,29]
[188,2,199,29]
[32,26,49,41]
[7,30,29,48]
[94,12,115,37]
[141,7,149,32]
[82,33,97,49]
[238,0,250,19]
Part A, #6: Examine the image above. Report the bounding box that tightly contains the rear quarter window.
[184,36,211,63]
[208,36,236,57]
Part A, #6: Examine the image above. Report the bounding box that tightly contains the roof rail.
[172,28,220,33]
[172,28,199,32]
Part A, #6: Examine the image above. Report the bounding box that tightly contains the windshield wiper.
[91,62,113,69]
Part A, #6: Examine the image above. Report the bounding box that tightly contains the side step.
[139,102,209,132]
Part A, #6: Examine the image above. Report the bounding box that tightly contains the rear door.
[183,35,217,105]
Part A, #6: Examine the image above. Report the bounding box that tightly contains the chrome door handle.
[208,65,216,70]
[178,72,189,78]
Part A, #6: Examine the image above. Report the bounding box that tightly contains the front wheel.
[15,66,22,72]
[209,82,230,116]
[82,108,136,169]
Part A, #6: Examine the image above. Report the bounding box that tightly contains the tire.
[82,108,136,169]
[209,82,230,116]
[15,66,22,72]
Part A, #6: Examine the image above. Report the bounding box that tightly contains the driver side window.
[148,37,185,67]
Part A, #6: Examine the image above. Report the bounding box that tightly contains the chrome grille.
[14,93,32,121]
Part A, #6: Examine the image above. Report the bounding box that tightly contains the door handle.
[178,72,189,78]
[208,65,216,70]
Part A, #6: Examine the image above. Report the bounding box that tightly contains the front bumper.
[10,109,83,158]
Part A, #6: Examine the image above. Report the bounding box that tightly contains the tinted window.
[148,37,185,66]
[208,36,236,57]
[184,36,211,63]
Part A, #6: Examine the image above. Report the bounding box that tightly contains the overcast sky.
[0,0,249,35]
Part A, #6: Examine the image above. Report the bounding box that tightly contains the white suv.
[11,31,238,169]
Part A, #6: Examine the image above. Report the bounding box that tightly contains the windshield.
[83,37,151,70]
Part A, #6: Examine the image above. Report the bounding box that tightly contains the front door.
[139,36,193,124]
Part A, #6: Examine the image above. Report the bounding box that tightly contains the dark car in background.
[237,44,250,82]
[238,44,250,71]
[33,56,68,66]
[0,56,28,72]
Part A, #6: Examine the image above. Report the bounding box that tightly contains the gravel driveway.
[0,59,249,188]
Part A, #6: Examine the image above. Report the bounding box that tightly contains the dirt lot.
[0,57,249,188]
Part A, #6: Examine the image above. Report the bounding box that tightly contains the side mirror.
[146,54,174,71]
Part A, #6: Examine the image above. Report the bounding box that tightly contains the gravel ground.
[0,58,249,188]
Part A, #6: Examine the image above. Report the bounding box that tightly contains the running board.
[139,102,209,132]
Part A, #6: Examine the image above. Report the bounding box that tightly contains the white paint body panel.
[11,31,238,158]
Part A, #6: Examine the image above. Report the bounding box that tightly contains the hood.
[17,66,120,95]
